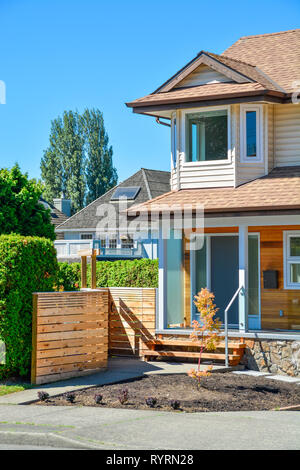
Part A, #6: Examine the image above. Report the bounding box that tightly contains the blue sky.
[0,0,299,183]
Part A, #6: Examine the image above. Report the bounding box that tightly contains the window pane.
[248,235,259,315]
[109,239,117,249]
[290,264,300,283]
[246,111,257,157]
[290,237,300,257]
[81,233,93,239]
[186,110,227,162]
[121,237,134,249]
[166,233,184,327]
[111,186,140,201]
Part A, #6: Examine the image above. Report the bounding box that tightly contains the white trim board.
[204,215,300,228]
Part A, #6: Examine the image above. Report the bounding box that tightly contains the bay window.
[185,108,229,162]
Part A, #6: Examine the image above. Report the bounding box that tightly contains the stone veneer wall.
[240,339,300,377]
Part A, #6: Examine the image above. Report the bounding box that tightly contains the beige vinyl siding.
[178,162,235,188]
[274,104,300,167]
[175,64,232,89]
[170,167,178,190]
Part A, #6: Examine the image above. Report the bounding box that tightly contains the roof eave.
[126,89,287,111]
[128,204,300,217]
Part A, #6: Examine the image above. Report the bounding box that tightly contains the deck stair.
[142,339,246,366]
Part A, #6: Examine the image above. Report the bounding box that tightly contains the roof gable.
[127,29,299,110]
[174,64,233,88]
[156,52,252,93]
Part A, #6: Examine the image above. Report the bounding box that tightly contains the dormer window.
[240,104,263,162]
[184,107,230,163]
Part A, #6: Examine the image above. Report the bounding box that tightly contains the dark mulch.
[34,372,300,412]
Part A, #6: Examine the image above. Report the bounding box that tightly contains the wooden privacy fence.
[31,290,109,385]
[109,288,156,357]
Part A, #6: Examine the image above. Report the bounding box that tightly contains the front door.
[210,236,239,327]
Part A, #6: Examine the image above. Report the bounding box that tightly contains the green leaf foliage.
[57,259,158,290]
[41,108,118,212]
[0,165,55,240]
[0,234,58,379]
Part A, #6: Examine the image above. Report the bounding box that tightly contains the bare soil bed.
[34,373,300,412]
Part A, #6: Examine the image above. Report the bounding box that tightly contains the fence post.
[31,294,38,385]
[81,256,87,288]
[91,251,97,289]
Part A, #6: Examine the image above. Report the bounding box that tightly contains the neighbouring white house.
[54,168,170,261]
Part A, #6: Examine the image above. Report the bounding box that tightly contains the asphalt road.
[0,404,299,450]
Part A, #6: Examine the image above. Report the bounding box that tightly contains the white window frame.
[80,233,93,240]
[182,105,232,166]
[284,231,300,290]
[240,104,263,163]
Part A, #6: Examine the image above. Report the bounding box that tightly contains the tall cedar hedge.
[57,259,158,290]
[0,234,58,379]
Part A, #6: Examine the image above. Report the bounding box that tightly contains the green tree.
[41,110,86,213]
[83,108,118,204]
[41,109,118,212]
[0,165,55,240]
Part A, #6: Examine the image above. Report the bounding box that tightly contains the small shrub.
[65,392,76,403]
[118,388,129,405]
[94,394,103,404]
[37,391,50,401]
[145,397,157,408]
[170,400,180,410]
[187,288,221,389]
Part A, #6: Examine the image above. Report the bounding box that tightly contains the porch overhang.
[127,166,300,218]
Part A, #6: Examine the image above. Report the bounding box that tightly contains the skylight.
[111,186,141,201]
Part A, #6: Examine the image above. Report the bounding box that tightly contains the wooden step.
[143,350,240,362]
[146,339,246,349]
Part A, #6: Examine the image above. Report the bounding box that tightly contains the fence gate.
[31,290,108,385]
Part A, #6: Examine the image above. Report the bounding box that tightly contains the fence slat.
[32,290,108,385]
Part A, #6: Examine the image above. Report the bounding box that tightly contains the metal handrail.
[224,285,244,367]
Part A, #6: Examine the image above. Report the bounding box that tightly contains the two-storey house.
[125,29,300,374]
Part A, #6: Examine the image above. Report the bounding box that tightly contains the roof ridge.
[238,28,300,40]
[141,168,152,200]
[140,168,170,174]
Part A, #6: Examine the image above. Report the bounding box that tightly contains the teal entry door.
[210,236,239,327]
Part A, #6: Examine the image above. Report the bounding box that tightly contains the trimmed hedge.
[58,258,158,290]
[0,234,58,379]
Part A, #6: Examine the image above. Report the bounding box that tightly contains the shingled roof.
[39,198,69,227]
[126,29,299,110]
[56,168,170,231]
[127,167,300,216]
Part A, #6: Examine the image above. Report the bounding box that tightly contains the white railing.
[54,240,92,258]
[54,239,144,259]
[224,285,244,367]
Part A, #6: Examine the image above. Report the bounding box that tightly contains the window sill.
[183,158,232,167]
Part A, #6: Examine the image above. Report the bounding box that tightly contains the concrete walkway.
[0,357,239,405]
[0,405,299,449]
